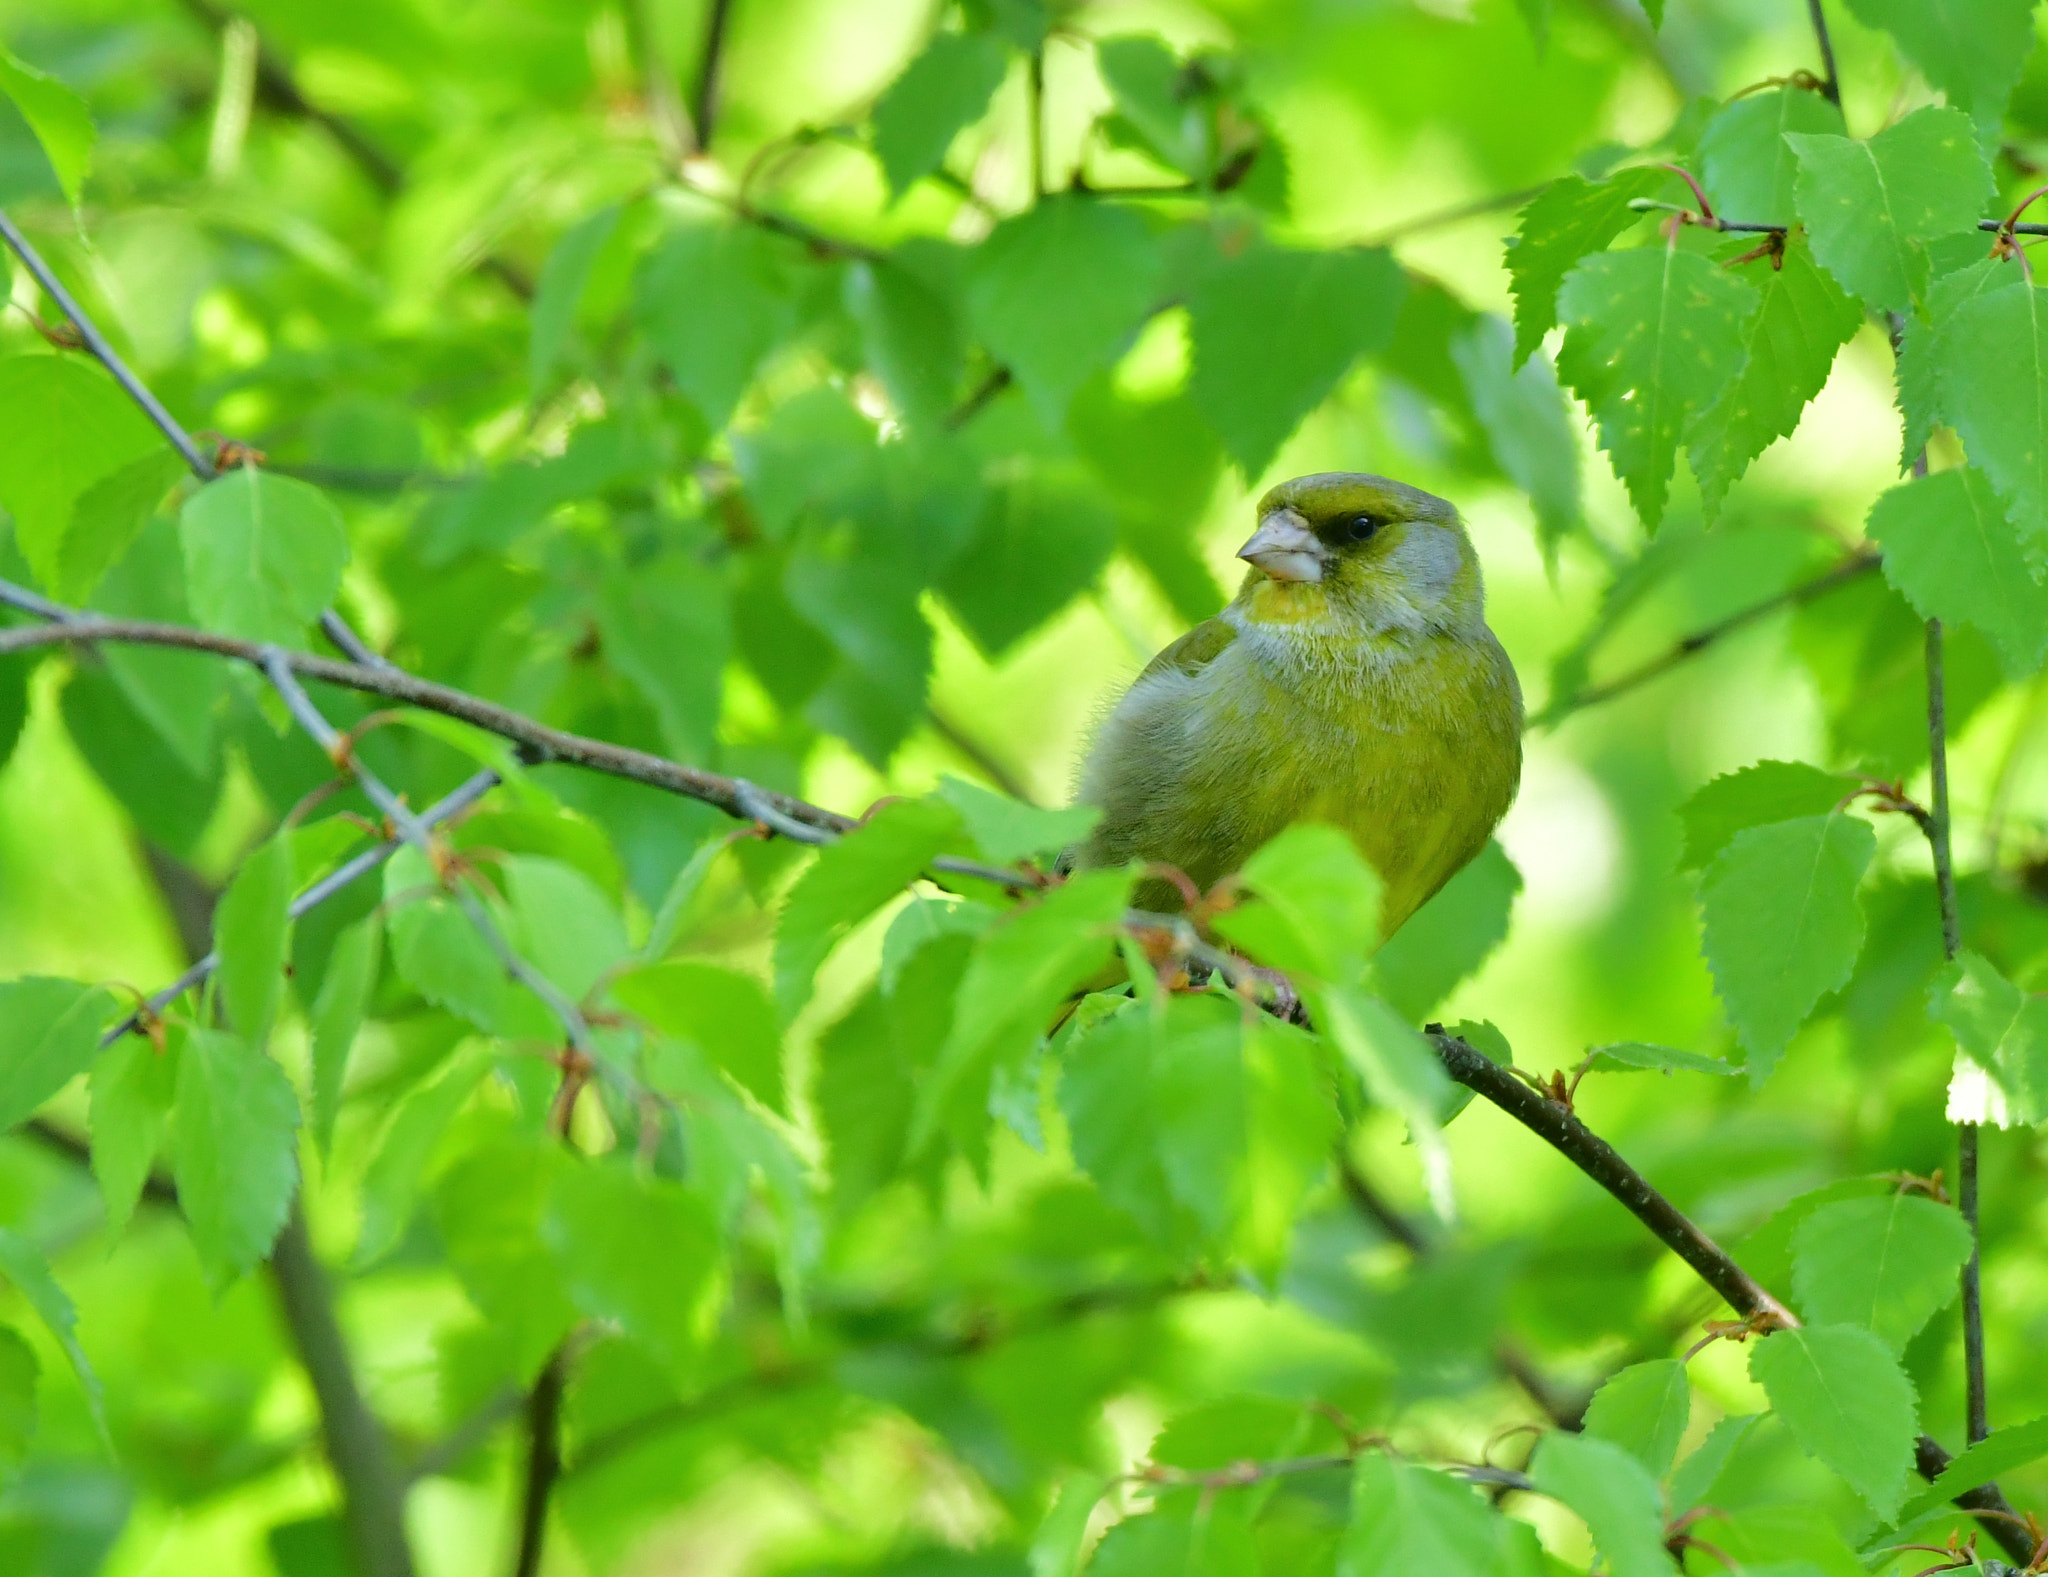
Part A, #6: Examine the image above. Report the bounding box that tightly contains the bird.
[1071,471,1522,939]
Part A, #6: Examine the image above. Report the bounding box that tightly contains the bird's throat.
[1245,578,1334,625]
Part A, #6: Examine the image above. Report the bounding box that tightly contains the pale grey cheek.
[1387,523,1462,597]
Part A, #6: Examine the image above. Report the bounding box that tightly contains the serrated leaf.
[308,917,379,1157]
[356,1046,490,1268]
[1687,230,1864,518]
[1556,247,1758,529]
[1584,1359,1691,1476]
[1696,85,1844,221]
[179,469,350,646]
[172,1029,300,1289]
[636,222,794,431]
[1342,1454,1518,1577]
[936,774,1097,864]
[965,197,1161,429]
[1927,951,2048,1124]
[1788,107,1994,313]
[1939,280,2048,549]
[1211,823,1383,983]
[613,961,786,1113]
[0,978,112,1134]
[1448,315,1581,549]
[504,855,628,1004]
[1506,167,1670,364]
[1531,1432,1679,1577]
[215,835,294,1047]
[1841,0,2036,140]
[1699,812,1875,1082]
[0,48,94,208]
[1670,1414,1760,1511]
[872,30,1009,196]
[1792,1193,1973,1350]
[1896,254,2013,467]
[1750,1324,1917,1518]
[1870,466,2048,673]
[1586,1041,1739,1076]
[1374,840,1520,1021]
[772,797,962,1019]
[529,203,621,391]
[1186,239,1403,478]
[88,1030,175,1237]
[1678,760,1857,871]
[1898,1414,2048,1523]
[0,1229,100,1438]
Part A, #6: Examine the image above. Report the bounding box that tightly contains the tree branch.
[1805,0,1842,106]
[512,1345,571,1577]
[689,0,737,154]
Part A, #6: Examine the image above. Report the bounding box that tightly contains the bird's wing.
[1135,617,1237,684]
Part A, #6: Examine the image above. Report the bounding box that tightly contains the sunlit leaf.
[179,469,350,646]
[1791,1193,1973,1350]
[0,977,112,1134]
[1750,1324,1917,1519]
[1506,167,1668,364]
[0,48,94,207]
[1531,1431,1679,1577]
[172,1029,299,1289]
[1583,1359,1690,1476]
[872,31,1009,196]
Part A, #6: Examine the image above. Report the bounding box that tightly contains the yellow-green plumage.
[1075,472,1522,935]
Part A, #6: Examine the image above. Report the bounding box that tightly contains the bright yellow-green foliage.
[1078,472,1521,931]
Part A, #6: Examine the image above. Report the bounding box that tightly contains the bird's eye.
[1340,513,1383,544]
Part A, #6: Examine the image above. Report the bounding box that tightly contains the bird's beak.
[1237,508,1327,584]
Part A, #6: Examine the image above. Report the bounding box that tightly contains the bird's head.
[1234,472,1485,634]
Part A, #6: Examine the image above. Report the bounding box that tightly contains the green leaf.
[613,961,786,1113]
[504,855,628,1004]
[1186,239,1404,479]
[0,1324,35,1477]
[1557,246,1759,529]
[1585,1041,1739,1076]
[0,48,94,208]
[872,30,1008,196]
[0,355,166,590]
[530,203,621,391]
[1937,281,2048,549]
[1584,1359,1691,1477]
[172,1029,300,1289]
[1506,167,1669,364]
[1788,107,1994,313]
[432,1134,576,1378]
[1241,1014,1337,1279]
[1695,85,1844,221]
[1097,36,1204,176]
[1679,760,1858,872]
[1927,951,2048,1124]
[179,469,351,645]
[637,221,795,430]
[92,517,225,776]
[1448,315,1581,549]
[937,465,1117,657]
[1531,1431,1679,1577]
[1894,254,2007,467]
[0,652,25,777]
[1029,1471,1110,1577]
[88,1031,175,1238]
[1749,1324,1917,1519]
[1699,812,1876,1082]
[785,539,932,766]
[936,774,1098,864]
[355,1046,490,1268]
[1870,466,2048,673]
[1841,0,2037,140]
[544,1161,724,1381]
[0,1229,100,1437]
[772,797,962,1019]
[1374,840,1520,1020]
[1898,1414,2048,1523]
[1316,985,1453,1194]
[845,255,967,428]
[965,197,1162,429]
[1791,1193,1973,1350]
[1687,231,1864,518]
[1343,1454,1524,1577]
[594,553,731,764]
[58,446,188,604]
[215,836,294,1047]
[0,978,112,1133]
[1670,1414,1760,1511]
[308,917,379,1158]
[1211,823,1383,983]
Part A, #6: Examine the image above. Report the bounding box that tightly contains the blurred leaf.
[1240,1015,1334,1278]
[1870,465,2048,673]
[60,660,220,855]
[1374,840,1520,1021]
[786,540,931,766]
[1505,167,1668,364]
[1584,1041,1738,1076]
[433,1134,577,1379]
[938,465,1116,656]
[1841,0,2036,139]
[613,961,785,1113]
[1318,987,1452,1187]
[0,48,93,207]
[1448,315,1580,550]
[937,774,1097,863]
[1700,812,1875,1083]
[215,836,294,1048]
[1927,951,2048,1124]
[872,31,1009,196]
[846,254,966,427]
[88,1030,174,1237]
[595,553,730,765]
[1898,1414,2048,1522]
[1678,760,1857,871]
[57,447,186,604]
[1936,280,2048,549]
[1186,237,1403,478]
[637,221,795,430]
[0,1325,34,1478]
[0,1231,98,1437]
[1342,1454,1519,1576]
[0,356,165,590]
[1687,231,1863,519]
[356,1045,489,1268]
[90,517,223,776]
[1788,107,1993,313]
[0,978,111,1133]
[179,469,350,645]
[1695,85,1843,220]
[1097,36,1204,176]
[384,847,508,1032]
[1792,1193,1972,1350]
[1028,1471,1109,1577]
[172,1029,299,1290]
[1556,246,1758,530]
[965,198,1162,429]
[1669,1414,1760,1511]
[504,856,628,1003]
[0,654,23,776]
[530,203,620,391]
[308,917,379,1158]
[1213,823,1382,982]
[1530,1432,1678,1577]
[1584,1359,1690,1476]
[1749,1324,1917,1519]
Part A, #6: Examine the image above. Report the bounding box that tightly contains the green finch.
[1075,472,1523,935]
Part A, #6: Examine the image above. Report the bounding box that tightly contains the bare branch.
[512,1346,571,1577]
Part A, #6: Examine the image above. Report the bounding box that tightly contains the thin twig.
[409,1386,523,1483]
[1363,184,1548,246]
[689,0,736,154]
[512,1345,571,1577]
[1805,0,1841,106]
